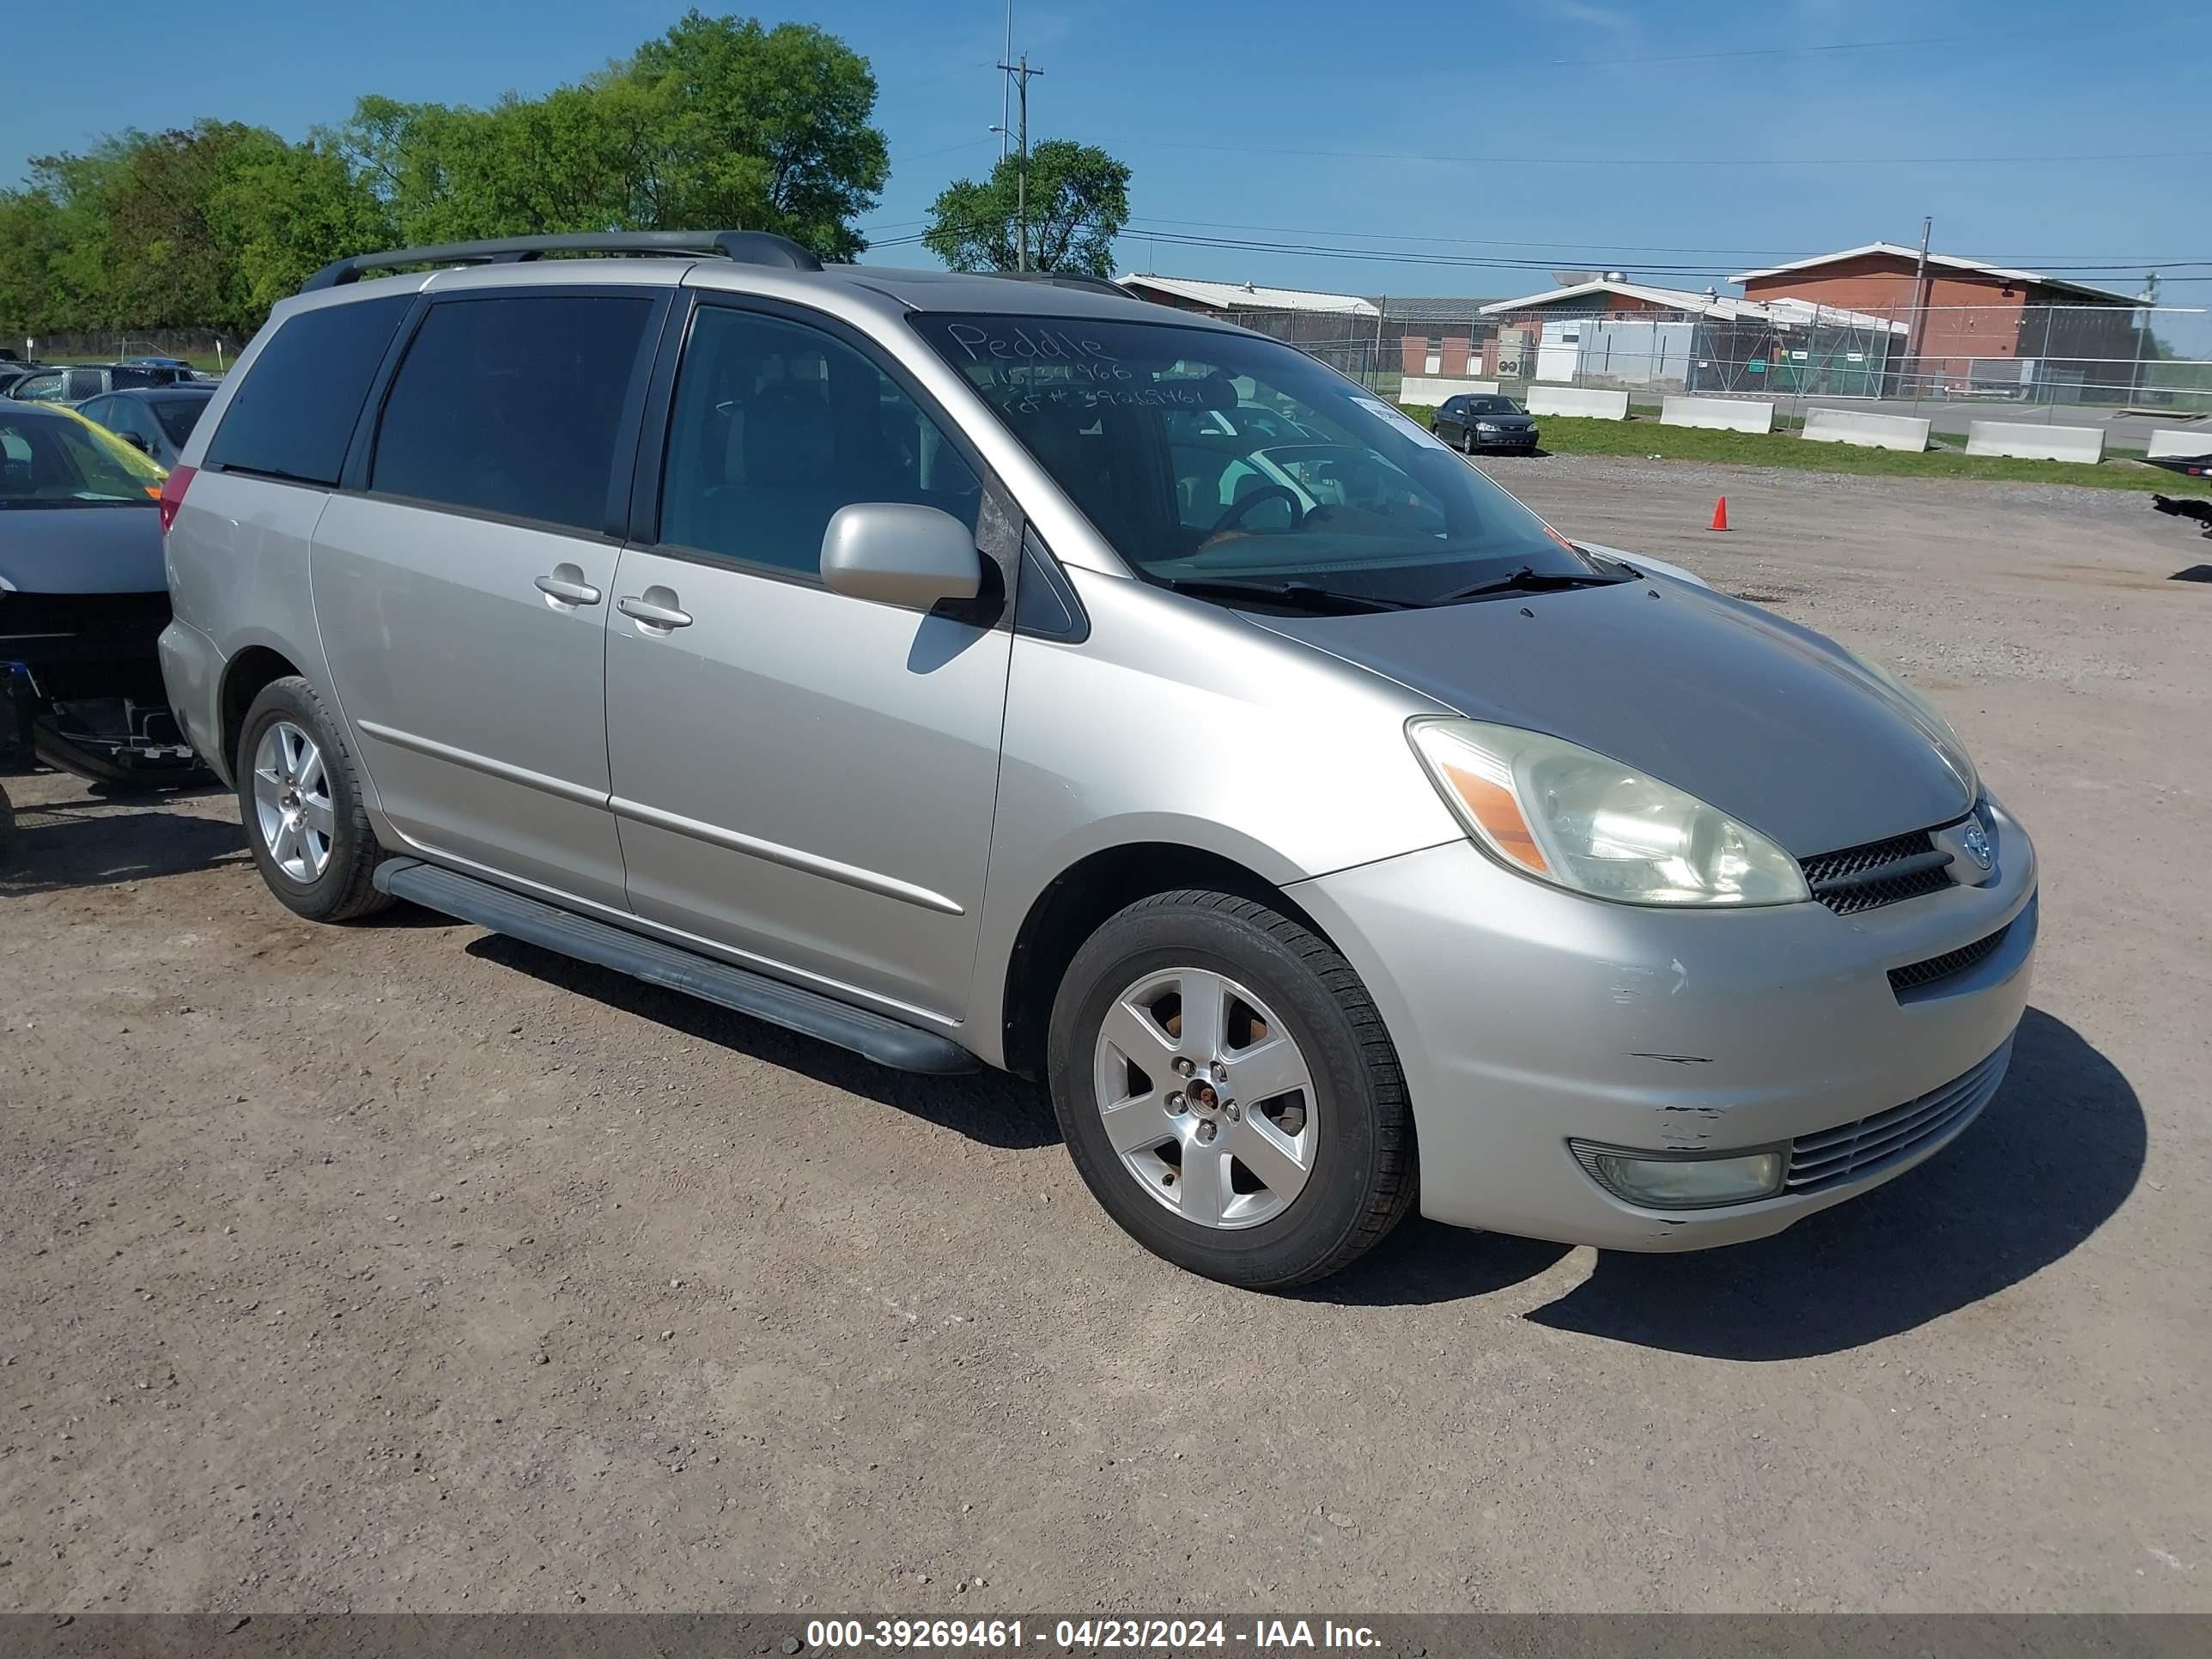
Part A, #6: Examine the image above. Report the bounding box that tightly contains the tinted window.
[13,371,66,403]
[154,395,210,447]
[371,295,654,533]
[659,306,981,575]
[205,294,411,484]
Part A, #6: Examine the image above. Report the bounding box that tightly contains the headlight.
[1856,658,1978,804]
[1474,422,1499,432]
[1407,718,1810,906]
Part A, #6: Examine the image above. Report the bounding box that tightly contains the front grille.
[1800,829,1954,915]
[1888,921,2012,996]
[1786,1040,2012,1194]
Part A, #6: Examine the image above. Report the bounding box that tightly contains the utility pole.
[1905,215,1932,393]
[996,52,1042,270]
[998,1,1012,160]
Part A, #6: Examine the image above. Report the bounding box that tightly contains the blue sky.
[6,0,2205,301]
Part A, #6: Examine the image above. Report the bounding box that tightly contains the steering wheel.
[1209,484,1304,537]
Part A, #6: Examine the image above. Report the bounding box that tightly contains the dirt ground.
[3,457,2208,1615]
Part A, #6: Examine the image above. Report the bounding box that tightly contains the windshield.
[0,409,166,507]
[914,313,1604,607]
[1464,397,1522,416]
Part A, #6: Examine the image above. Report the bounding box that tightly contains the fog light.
[1571,1143,1786,1210]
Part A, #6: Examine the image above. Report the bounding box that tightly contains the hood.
[1253,576,1972,856]
[0,505,166,596]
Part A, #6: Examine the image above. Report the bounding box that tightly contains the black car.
[75,385,216,469]
[1431,393,1540,455]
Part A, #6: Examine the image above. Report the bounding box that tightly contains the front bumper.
[1291,799,2038,1250]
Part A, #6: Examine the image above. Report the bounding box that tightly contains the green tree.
[205,130,391,319]
[0,9,890,341]
[626,10,887,256]
[923,141,1131,276]
[105,122,264,331]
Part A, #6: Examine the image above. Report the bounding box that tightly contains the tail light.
[158,464,197,534]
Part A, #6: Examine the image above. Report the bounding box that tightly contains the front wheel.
[1047,890,1417,1289]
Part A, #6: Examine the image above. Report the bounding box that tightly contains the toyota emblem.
[1962,823,1994,871]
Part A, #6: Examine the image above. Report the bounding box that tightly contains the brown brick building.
[1728,242,2142,400]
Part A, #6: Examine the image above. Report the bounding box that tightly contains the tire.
[235,677,393,922]
[1047,889,1417,1289]
[0,784,15,868]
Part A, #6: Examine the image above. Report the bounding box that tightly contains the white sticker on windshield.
[1351,394,1454,451]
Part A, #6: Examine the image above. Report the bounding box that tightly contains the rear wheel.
[236,678,392,922]
[1047,890,1417,1289]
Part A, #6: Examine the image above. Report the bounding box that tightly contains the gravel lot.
[3,457,2208,1615]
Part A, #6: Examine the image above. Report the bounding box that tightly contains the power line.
[1547,29,2066,69]
[1119,216,2212,269]
[1107,138,2212,170]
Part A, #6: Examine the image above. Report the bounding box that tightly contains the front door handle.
[534,568,603,606]
[617,591,693,631]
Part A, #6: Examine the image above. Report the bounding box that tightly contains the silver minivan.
[159,232,2038,1288]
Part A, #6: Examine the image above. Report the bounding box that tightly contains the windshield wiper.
[1431,565,1629,605]
[1157,576,1413,615]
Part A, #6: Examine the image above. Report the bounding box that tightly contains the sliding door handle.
[617,593,693,630]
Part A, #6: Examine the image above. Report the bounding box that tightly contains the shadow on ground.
[0,783,246,895]
[1303,1009,2140,1360]
[447,929,2143,1352]
[465,932,1058,1151]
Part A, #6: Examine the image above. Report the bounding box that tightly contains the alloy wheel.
[1091,967,1318,1229]
[252,720,334,883]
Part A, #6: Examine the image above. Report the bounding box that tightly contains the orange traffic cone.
[1709,495,1730,532]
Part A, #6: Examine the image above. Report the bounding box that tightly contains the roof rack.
[985,270,1133,300]
[301,230,823,293]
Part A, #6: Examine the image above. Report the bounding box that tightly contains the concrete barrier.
[1801,408,1930,453]
[1661,396,1774,434]
[1399,376,1499,404]
[2147,428,2211,460]
[1525,386,1630,421]
[1965,421,2104,465]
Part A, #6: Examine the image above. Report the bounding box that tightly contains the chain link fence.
[7,328,238,373]
[1190,297,2212,427]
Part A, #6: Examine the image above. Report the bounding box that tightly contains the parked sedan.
[76,386,216,469]
[0,404,198,785]
[1432,392,1540,454]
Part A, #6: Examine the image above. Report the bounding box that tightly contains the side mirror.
[820,502,981,612]
[118,431,150,453]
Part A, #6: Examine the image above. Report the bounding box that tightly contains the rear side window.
[204,294,412,484]
[370,295,655,534]
[154,397,210,447]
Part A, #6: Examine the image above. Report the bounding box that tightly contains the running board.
[373,859,978,1075]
